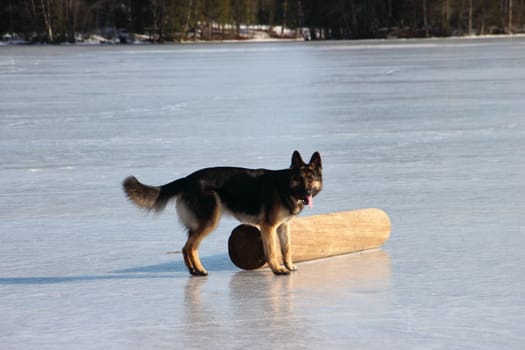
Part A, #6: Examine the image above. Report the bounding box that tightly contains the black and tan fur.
[122,151,322,276]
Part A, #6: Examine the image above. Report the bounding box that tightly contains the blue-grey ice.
[1,37,524,349]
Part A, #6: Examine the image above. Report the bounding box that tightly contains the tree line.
[1,0,523,43]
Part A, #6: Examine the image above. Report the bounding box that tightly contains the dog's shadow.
[113,253,235,274]
[0,254,236,285]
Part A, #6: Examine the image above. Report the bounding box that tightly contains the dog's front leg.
[260,225,289,275]
[277,222,297,272]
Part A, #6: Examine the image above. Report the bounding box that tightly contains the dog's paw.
[285,263,297,272]
[189,268,208,277]
[272,267,290,276]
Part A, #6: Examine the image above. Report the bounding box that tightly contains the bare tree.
[40,0,53,41]
[422,0,429,37]
[468,0,473,35]
[183,0,193,40]
[441,0,451,34]
[508,0,513,33]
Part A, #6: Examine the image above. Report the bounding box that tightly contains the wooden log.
[228,208,391,270]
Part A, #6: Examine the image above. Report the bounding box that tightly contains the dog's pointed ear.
[291,150,305,168]
[309,152,322,169]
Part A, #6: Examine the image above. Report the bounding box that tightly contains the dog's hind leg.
[183,229,212,276]
[180,194,221,276]
[261,224,290,275]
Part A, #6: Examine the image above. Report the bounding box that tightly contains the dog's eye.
[306,173,320,181]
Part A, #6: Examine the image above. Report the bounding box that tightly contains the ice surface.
[1,38,524,349]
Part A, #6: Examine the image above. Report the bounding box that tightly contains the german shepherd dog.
[122,151,322,276]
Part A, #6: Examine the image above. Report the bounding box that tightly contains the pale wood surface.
[288,208,391,263]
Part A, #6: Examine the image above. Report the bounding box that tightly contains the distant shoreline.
[2,33,525,47]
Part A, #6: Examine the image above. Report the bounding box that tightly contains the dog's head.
[289,150,323,208]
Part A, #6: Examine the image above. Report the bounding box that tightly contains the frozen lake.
[1,37,524,349]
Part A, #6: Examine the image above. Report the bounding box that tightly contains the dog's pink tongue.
[307,195,313,209]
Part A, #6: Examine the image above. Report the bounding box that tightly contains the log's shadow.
[0,254,233,285]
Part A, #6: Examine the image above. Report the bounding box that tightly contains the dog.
[122,150,322,276]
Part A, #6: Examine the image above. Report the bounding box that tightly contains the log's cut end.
[228,224,266,270]
[228,208,391,271]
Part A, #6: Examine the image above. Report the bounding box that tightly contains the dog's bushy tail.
[122,176,182,213]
